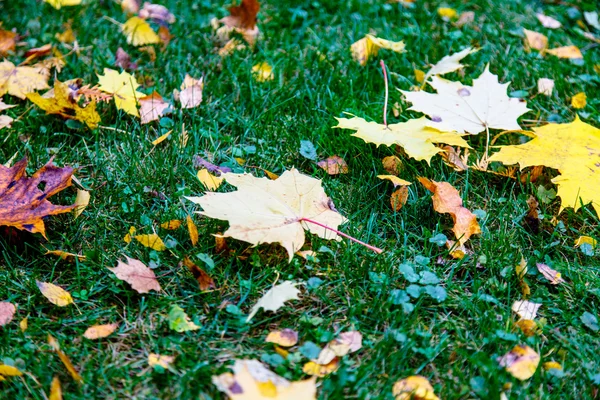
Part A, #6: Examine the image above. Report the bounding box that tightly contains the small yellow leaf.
[83,323,118,340]
[437,7,458,20]
[0,365,23,377]
[252,62,274,82]
[134,233,166,251]
[547,45,583,59]
[351,34,405,66]
[19,318,27,332]
[97,68,145,117]
[36,281,73,307]
[543,361,562,371]
[302,359,339,377]
[123,226,136,243]
[515,319,538,337]
[160,219,181,230]
[498,345,540,381]
[45,250,86,262]
[295,250,318,261]
[49,376,62,400]
[187,215,199,246]
[122,17,160,46]
[414,69,425,83]
[148,353,175,369]
[197,168,224,190]
[152,130,172,145]
[523,29,548,52]
[73,189,90,219]
[571,92,587,109]
[392,375,439,400]
[377,175,412,187]
[575,235,597,248]
[56,27,75,43]
[265,328,298,347]
[516,257,528,279]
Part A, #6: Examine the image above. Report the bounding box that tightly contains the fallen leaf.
[423,47,478,82]
[115,47,137,70]
[73,189,90,218]
[168,305,200,332]
[316,331,362,364]
[197,168,224,190]
[382,155,403,175]
[123,226,136,243]
[134,233,166,251]
[536,263,565,285]
[488,116,600,215]
[437,7,457,20]
[108,257,161,293]
[392,376,439,400]
[49,376,62,400]
[523,29,548,52]
[246,281,300,322]
[335,116,470,164]
[37,281,73,307]
[302,359,339,377]
[19,318,27,332]
[546,45,583,59]
[317,156,349,175]
[44,0,81,9]
[571,92,586,109]
[413,69,425,83]
[97,68,145,117]
[351,34,405,66]
[440,145,469,171]
[0,302,16,326]
[187,168,347,261]
[498,344,540,381]
[266,328,298,347]
[45,250,86,262]
[0,158,76,236]
[217,0,260,46]
[390,187,409,211]
[401,66,530,134]
[139,3,175,24]
[48,335,83,383]
[161,219,181,230]
[377,175,412,187]
[186,215,199,246]
[175,74,203,109]
[217,38,247,57]
[181,256,216,291]
[543,361,562,371]
[515,319,538,337]
[122,16,160,46]
[0,115,13,130]
[536,14,561,29]
[212,359,317,400]
[252,62,274,82]
[512,300,541,320]
[0,28,17,55]
[575,236,597,248]
[537,78,554,96]
[139,91,171,124]
[0,365,23,378]
[56,26,75,43]
[456,11,475,27]
[148,353,175,369]
[0,60,50,99]
[152,130,171,145]
[418,178,481,245]
[83,323,118,339]
[158,26,173,48]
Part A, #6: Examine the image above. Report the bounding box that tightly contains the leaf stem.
[300,218,384,254]
[380,60,389,129]
[484,124,490,162]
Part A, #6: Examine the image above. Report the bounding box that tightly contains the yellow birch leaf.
[543,361,562,371]
[187,215,199,246]
[302,359,339,377]
[45,250,86,262]
[48,335,83,383]
[414,69,425,83]
[351,34,405,66]
[377,175,412,187]
[124,226,136,243]
[437,7,458,20]
[160,219,181,230]
[73,189,90,218]
[19,318,27,332]
[152,130,172,145]
[0,365,23,377]
[498,345,540,380]
[122,17,160,46]
[571,92,587,109]
[134,233,166,251]
[547,45,583,59]
[148,353,175,369]
[36,281,73,307]
[575,236,597,248]
[197,168,224,190]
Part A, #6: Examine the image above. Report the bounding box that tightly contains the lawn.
[1,0,599,398]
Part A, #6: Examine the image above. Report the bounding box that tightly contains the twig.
[380,60,389,129]
[300,217,383,254]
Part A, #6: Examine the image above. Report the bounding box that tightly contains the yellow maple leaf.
[97,68,145,117]
[122,17,160,46]
[36,281,73,307]
[335,116,470,164]
[489,116,600,215]
[27,81,101,129]
[44,0,81,9]
[571,92,587,109]
[0,61,50,99]
[186,168,348,261]
[351,34,405,66]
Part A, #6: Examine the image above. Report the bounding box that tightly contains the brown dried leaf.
[108,257,161,294]
[181,256,216,291]
[0,302,16,327]
[382,155,403,175]
[223,0,260,30]
[114,47,137,70]
[390,186,409,211]
[0,28,17,56]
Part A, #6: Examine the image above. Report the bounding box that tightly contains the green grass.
[1,0,600,398]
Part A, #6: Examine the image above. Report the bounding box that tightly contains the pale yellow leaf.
[424,47,478,82]
[377,175,412,187]
[83,323,118,339]
[73,189,90,219]
[36,281,73,307]
[252,62,274,82]
[134,233,166,251]
[247,281,300,322]
[547,45,583,59]
[437,7,458,20]
[122,17,160,46]
[523,29,548,52]
[266,328,298,347]
[197,168,224,190]
[148,353,175,369]
[536,14,562,29]
[152,130,172,145]
[97,68,145,117]
[0,61,50,99]
[537,78,554,96]
[512,300,541,320]
[351,34,405,66]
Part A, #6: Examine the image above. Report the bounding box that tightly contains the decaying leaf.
[536,263,565,285]
[390,186,409,211]
[455,11,475,27]
[547,45,583,59]
[108,257,161,294]
[115,47,137,70]
[37,281,73,307]
[0,302,16,327]
[498,344,540,381]
[175,74,203,109]
[246,281,300,322]
[0,60,50,99]
[122,16,160,46]
[134,233,166,251]
[382,155,403,175]
[45,250,86,262]
[187,168,347,261]
[401,66,530,134]
[83,323,118,339]
[48,335,83,383]
[0,28,17,56]
[139,91,171,124]
[537,78,554,96]
[351,34,405,66]
[317,156,349,175]
[181,256,216,291]
[212,359,317,400]
[523,29,548,52]
[335,116,470,164]
[266,328,298,347]
[392,375,439,400]
[489,116,600,215]
[515,319,538,337]
[216,0,260,47]
[252,62,274,82]
[139,3,175,24]
[168,305,200,332]
[197,168,224,190]
[418,178,481,245]
[571,92,586,109]
[512,300,541,321]
[148,353,175,369]
[423,47,478,82]
[97,68,145,117]
[27,81,101,129]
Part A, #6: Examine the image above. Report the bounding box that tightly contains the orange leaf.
[225,0,259,30]
[418,177,481,245]
[186,215,199,246]
[181,256,215,291]
[48,335,83,383]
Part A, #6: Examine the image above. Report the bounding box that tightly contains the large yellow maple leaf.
[0,61,50,99]
[97,68,145,117]
[334,116,470,164]
[186,168,347,261]
[489,116,600,215]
